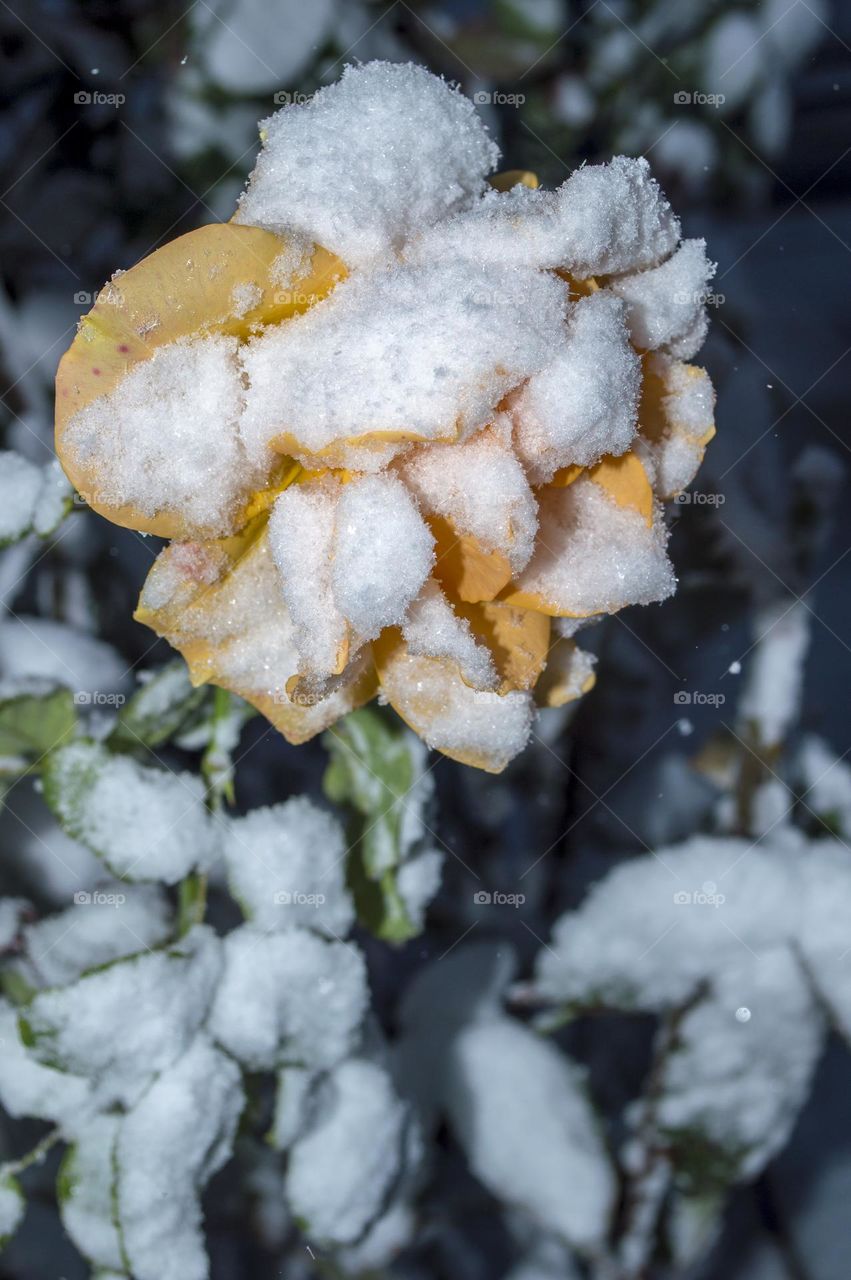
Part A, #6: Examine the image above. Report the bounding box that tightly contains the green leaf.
[324,707,435,943]
[0,683,76,759]
[109,660,208,751]
[41,738,103,841]
[0,1173,25,1249]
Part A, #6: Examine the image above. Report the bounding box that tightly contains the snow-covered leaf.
[269,1066,318,1151]
[116,1036,243,1280]
[209,924,367,1071]
[286,1058,407,1246]
[21,925,221,1106]
[0,1174,25,1249]
[444,1018,615,1251]
[0,998,92,1127]
[0,681,76,758]
[58,1114,125,1272]
[43,740,220,883]
[109,660,207,751]
[22,884,172,988]
[223,797,354,937]
[0,452,70,546]
[654,948,824,1187]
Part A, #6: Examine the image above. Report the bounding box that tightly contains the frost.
[117,1036,243,1280]
[236,61,499,266]
[22,925,221,1106]
[209,925,368,1070]
[445,1018,615,1250]
[223,797,354,937]
[43,740,220,884]
[63,335,269,537]
[285,1058,407,1245]
[22,884,172,988]
[511,292,641,482]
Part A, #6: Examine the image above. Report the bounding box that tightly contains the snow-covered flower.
[55,61,716,772]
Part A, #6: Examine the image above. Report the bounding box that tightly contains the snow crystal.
[739,599,810,748]
[0,1176,24,1243]
[235,61,499,266]
[222,797,354,936]
[268,479,349,680]
[331,473,434,639]
[23,924,221,1106]
[0,451,42,544]
[648,357,716,440]
[378,644,534,773]
[239,260,567,466]
[648,428,704,499]
[511,292,640,482]
[446,1018,615,1249]
[45,741,220,884]
[63,334,269,537]
[403,582,498,691]
[510,480,675,617]
[400,424,538,572]
[117,1036,243,1280]
[609,240,715,356]
[23,884,172,988]
[209,925,368,1070]
[286,1058,407,1245]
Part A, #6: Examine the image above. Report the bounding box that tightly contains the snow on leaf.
[116,1036,243,1280]
[269,1066,318,1151]
[22,884,172,989]
[285,1058,408,1246]
[58,1114,125,1272]
[0,1174,25,1250]
[0,998,92,1129]
[43,740,220,884]
[21,925,221,1106]
[109,660,208,751]
[444,1018,615,1251]
[208,924,368,1071]
[654,948,824,1186]
[222,797,354,937]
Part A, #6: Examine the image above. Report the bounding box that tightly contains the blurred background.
[1,1,850,1278]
